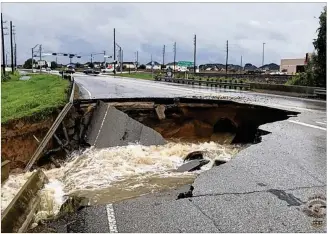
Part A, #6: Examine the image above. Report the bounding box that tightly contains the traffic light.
[63,54,68,56]
[52,53,57,56]
[77,56,81,58]
[69,54,75,57]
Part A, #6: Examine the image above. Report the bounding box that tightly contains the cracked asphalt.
[53,74,326,233]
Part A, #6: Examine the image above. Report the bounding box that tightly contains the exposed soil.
[1,116,57,170]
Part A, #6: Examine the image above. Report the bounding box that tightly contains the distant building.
[146,61,161,70]
[280,53,312,75]
[122,62,136,69]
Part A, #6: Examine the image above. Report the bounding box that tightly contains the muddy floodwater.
[2,141,245,224]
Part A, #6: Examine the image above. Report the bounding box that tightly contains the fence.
[154,76,250,90]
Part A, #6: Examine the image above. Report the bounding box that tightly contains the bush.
[138,64,146,69]
[286,72,315,86]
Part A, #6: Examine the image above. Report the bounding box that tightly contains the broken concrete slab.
[85,101,165,148]
[155,105,166,120]
[213,159,227,167]
[176,159,210,172]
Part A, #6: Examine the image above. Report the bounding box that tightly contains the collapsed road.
[4,73,326,233]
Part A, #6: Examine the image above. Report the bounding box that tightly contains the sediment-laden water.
[1,141,244,225]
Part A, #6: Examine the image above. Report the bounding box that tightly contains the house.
[122,62,136,69]
[146,61,161,70]
[280,53,312,75]
[166,61,193,72]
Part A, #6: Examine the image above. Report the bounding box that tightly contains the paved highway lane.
[58,74,326,233]
[74,74,326,113]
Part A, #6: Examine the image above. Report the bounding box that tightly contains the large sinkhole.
[5,98,299,229]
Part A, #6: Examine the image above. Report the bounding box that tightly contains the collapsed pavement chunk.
[176,159,210,172]
[85,101,166,148]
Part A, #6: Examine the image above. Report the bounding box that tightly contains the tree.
[23,58,37,69]
[138,64,146,69]
[88,62,94,68]
[51,61,57,69]
[75,62,82,68]
[313,6,326,87]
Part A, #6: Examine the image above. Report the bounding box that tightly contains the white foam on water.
[2,141,242,224]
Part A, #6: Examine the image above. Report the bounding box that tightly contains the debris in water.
[184,151,204,162]
[176,159,210,172]
[213,159,228,167]
[177,185,194,200]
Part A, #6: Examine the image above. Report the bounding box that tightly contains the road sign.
[177,61,193,67]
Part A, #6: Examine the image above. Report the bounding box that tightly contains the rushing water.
[1,141,244,224]
[1,171,33,212]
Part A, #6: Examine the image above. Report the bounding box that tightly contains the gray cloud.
[1,2,325,66]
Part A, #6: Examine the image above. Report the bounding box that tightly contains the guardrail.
[314,89,326,98]
[1,170,48,233]
[155,76,250,90]
[1,160,10,183]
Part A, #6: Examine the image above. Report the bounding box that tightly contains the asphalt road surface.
[55,74,327,232]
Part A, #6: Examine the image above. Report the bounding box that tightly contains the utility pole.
[39,44,42,73]
[240,55,243,75]
[194,34,196,74]
[162,45,165,67]
[103,50,106,66]
[262,42,265,66]
[173,42,176,76]
[14,43,17,68]
[113,28,116,64]
[121,49,123,73]
[10,21,14,74]
[13,25,16,69]
[1,13,7,75]
[225,40,228,76]
[90,54,92,64]
[151,54,153,79]
[137,51,139,66]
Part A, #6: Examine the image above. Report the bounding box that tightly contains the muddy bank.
[1,117,57,170]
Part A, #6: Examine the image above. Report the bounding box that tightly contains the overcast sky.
[1,2,326,66]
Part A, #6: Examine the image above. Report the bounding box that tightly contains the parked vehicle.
[83,69,100,75]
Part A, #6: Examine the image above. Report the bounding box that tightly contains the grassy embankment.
[1,72,69,123]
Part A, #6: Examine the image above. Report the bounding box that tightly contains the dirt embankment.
[1,116,57,171]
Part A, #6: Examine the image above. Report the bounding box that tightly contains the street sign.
[177,61,193,67]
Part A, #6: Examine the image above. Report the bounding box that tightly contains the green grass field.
[2,73,69,123]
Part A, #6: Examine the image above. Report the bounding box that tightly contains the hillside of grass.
[2,73,69,123]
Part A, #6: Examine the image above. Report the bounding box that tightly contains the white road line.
[93,104,110,146]
[79,84,92,98]
[316,121,327,125]
[288,120,327,131]
[106,204,118,233]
